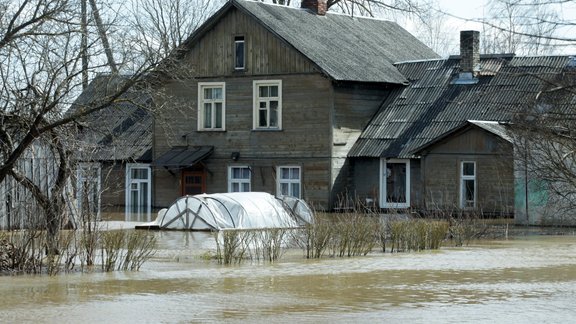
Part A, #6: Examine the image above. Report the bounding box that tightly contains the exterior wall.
[351,158,422,210]
[153,4,340,210]
[152,7,394,210]
[183,8,317,77]
[331,83,392,207]
[350,158,380,206]
[420,128,514,215]
[154,72,334,209]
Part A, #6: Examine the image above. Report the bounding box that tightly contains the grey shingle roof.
[183,0,439,84]
[349,55,575,158]
[69,75,153,162]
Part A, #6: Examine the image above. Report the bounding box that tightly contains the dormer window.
[234,36,245,70]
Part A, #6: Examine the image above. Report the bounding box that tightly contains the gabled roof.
[410,120,513,155]
[349,55,575,158]
[69,75,153,162]
[180,0,439,84]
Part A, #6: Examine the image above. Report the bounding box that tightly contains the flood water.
[1,229,576,323]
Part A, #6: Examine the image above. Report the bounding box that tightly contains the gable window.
[198,82,225,131]
[77,163,101,220]
[253,80,282,130]
[277,166,301,198]
[380,159,410,209]
[125,163,151,222]
[234,36,245,70]
[228,166,251,192]
[460,161,476,208]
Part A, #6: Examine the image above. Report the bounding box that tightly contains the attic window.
[234,36,245,70]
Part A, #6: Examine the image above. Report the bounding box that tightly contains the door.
[182,170,206,195]
[381,159,410,208]
[126,164,151,222]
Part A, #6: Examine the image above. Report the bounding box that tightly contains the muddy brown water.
[1,230,575,323]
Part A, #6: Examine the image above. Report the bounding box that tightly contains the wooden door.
[181,170,206,195]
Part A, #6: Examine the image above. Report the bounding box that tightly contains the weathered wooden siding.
[331,83,392,207]
[184,8,318,77]
[421,128,514,215]
[153,72,334,209]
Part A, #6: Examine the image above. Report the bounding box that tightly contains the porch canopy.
[153,146,213,168]
[136,192,314,231]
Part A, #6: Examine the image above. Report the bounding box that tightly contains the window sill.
[252,128,283,132]
[198,129,226,132]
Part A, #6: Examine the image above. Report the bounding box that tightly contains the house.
[150,0,439,210]
[70,75,153,222]
[349,30,576,224]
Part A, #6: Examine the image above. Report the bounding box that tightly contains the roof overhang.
[153,146,214,169]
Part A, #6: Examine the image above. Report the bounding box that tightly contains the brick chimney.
[301,0,327,15]
[460,30,480,77]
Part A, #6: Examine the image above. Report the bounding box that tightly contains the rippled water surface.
[1,231,576,323]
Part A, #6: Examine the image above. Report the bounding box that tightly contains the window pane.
[131,168,148,179]
[270,101,278,127]
[464,179,475,207]
[232,183,239,192]
[212,87,222,99]
[259,86,268,97]
[204,103,212,128]
[204,88,212,100]
[281,183,289,195]
[291,183,300,198]
[241,168,250,179]
[463,162,475,176]
[259,110,267,127]
[241,183,250,192]
[235,40,244,69]
[215,103,223,128]
[281,168,289,180]
[290,168,299,179]
[270,85,278,97]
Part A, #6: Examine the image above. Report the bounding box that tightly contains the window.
[198,82,225,130]
[253,80,282,130]
[277,166,301,198]
[234,36,245,70]
[125,164,151,222]
[229,166,251,192]
[460,161,476,208]
[380,159,410,208]
[77,163,101,219]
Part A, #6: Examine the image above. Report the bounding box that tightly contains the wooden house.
[350,30,576,224]
[151,0,439,210]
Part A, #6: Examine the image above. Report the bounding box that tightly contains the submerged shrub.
[388,219,449,252]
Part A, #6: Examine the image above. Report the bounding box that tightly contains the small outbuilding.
[136,192,314,231]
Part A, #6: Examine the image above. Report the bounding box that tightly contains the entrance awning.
[153,146,213,168]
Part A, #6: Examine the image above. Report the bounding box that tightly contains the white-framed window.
[253,80,282,130]
[460,161,476,208]
[77,162,101,219]
[198,82,225,131]
[125,163,152,222]
[277,166,301,198]
[234,36,245,70]
[380,159,410,209]
[228,166,251,192]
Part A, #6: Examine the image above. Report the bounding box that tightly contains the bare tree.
[0,0,162,260]
[125,0,218,63]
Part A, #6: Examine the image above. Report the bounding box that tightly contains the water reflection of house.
[70,75,153,222]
